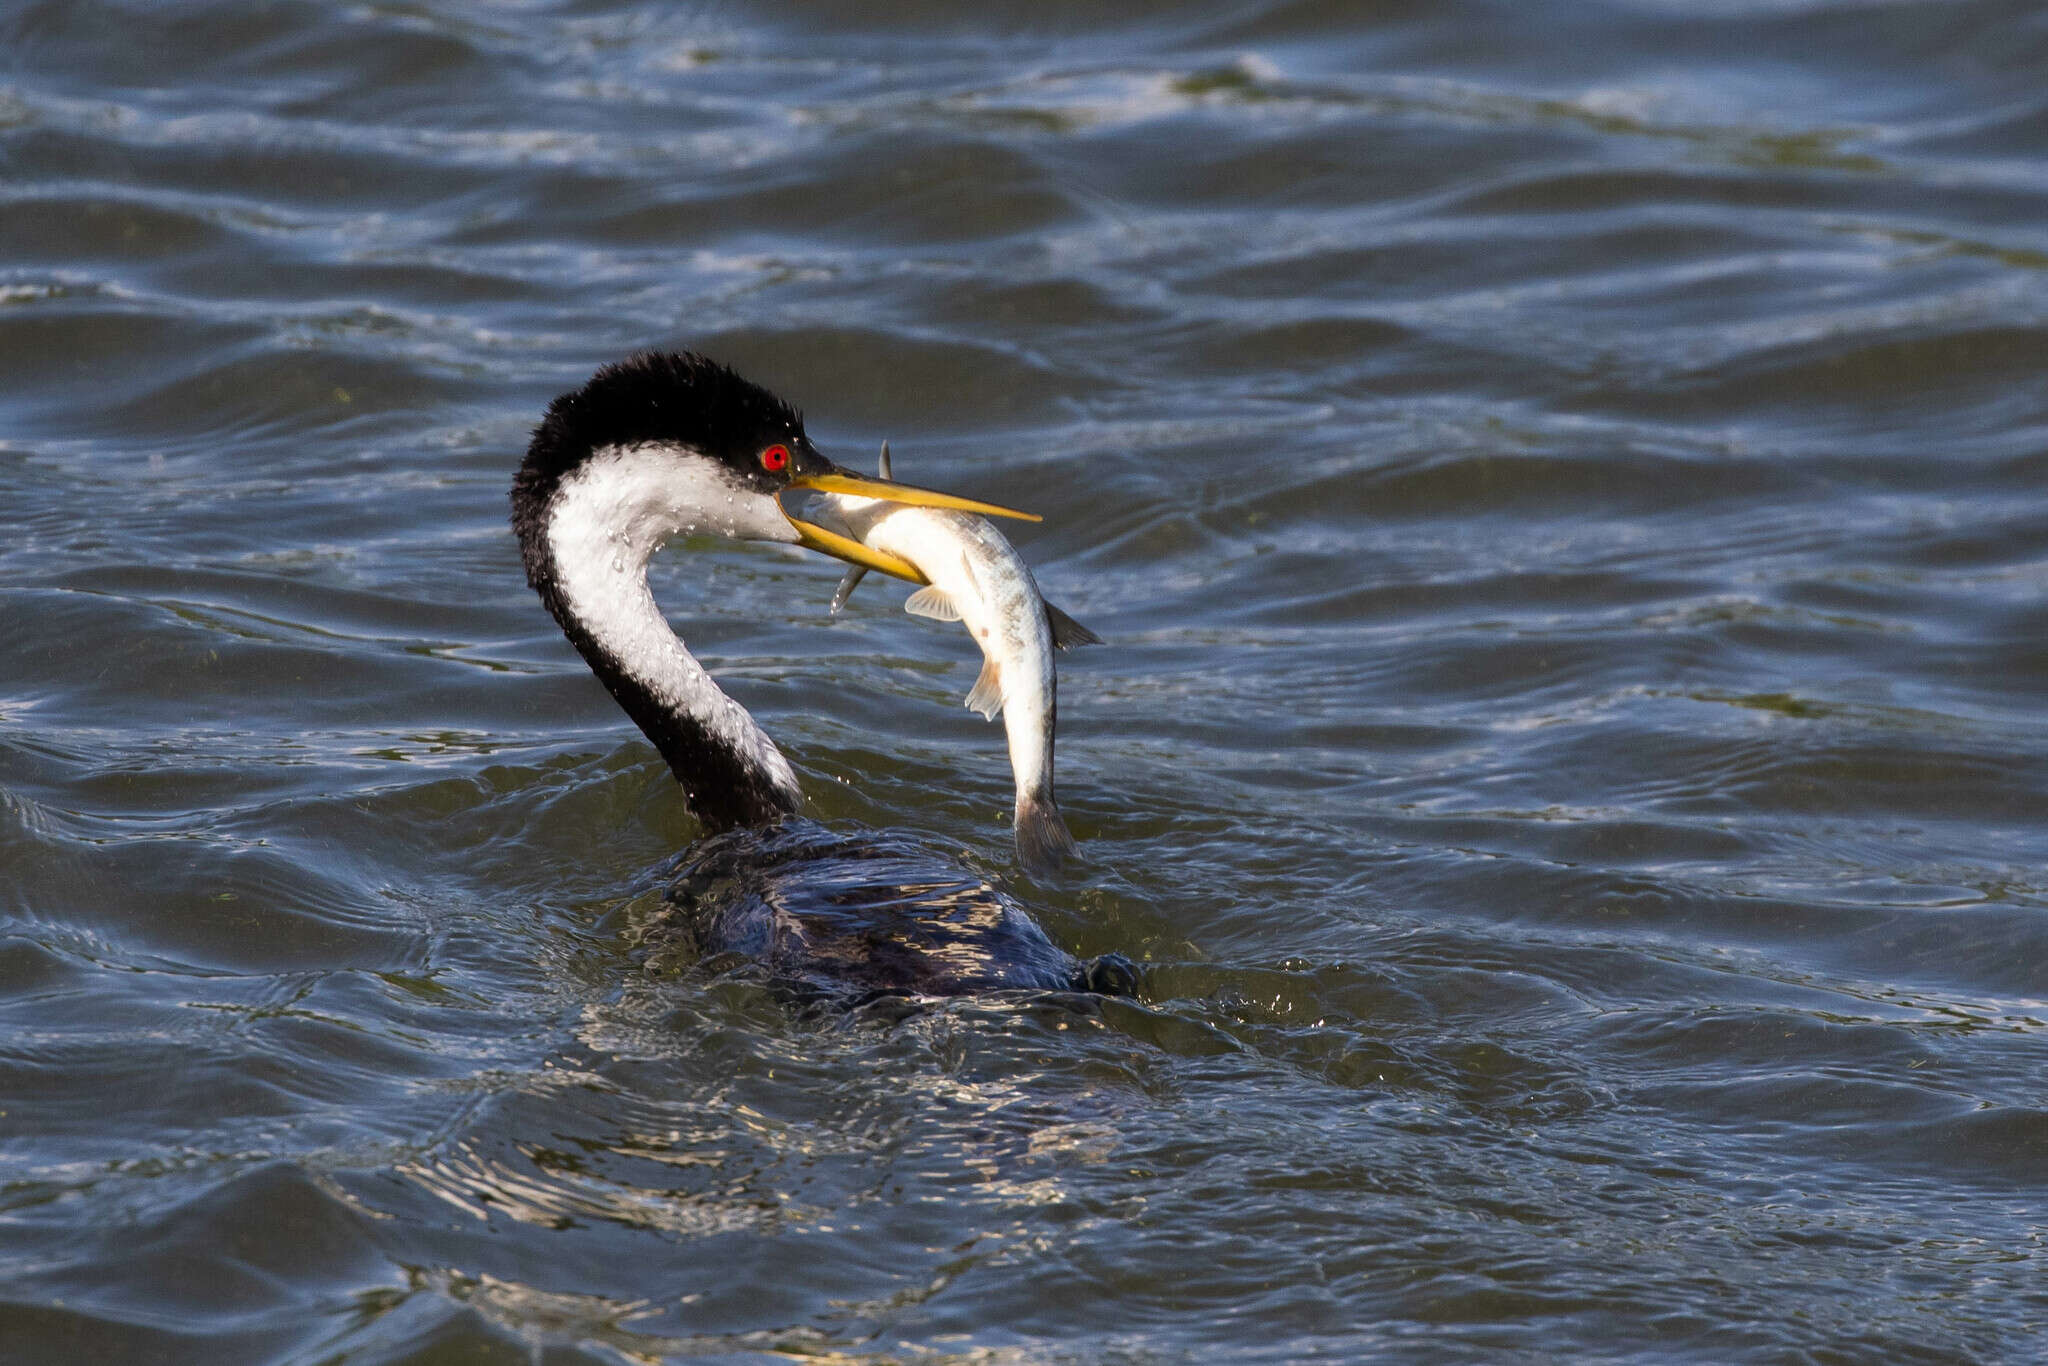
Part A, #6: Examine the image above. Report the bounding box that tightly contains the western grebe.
[510,351,1131,1001]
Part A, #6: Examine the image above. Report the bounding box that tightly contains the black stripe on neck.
[512,486,799,837]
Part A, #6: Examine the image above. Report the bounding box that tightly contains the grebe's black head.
[512,351,1037,584]
[517,352,825,508]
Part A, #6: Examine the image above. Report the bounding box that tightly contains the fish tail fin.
[1015,789,1076,875]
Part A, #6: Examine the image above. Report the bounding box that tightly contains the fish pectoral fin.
[905,585,963,622]
[965,657,1004,720]
[829,566,867,615]
[1046,601,1103,649]
[827,438,892,616]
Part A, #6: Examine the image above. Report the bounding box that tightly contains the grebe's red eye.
[759,444,790,472]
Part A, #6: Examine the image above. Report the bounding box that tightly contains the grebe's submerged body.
[512,352,1126,1001]
[649,820,1129,1002]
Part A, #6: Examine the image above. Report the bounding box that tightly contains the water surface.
[4,2,2048,1361]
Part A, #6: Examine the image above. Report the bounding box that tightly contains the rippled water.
[6,2,2048,1361]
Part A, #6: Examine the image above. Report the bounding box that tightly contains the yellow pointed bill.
[785,471,1041,523]
[783,513,932,585]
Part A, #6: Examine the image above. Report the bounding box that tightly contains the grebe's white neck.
[540,445,803,828]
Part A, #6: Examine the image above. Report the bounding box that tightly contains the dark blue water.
[5,2,2048,1361]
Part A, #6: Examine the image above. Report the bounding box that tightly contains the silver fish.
[828,443,1100,872]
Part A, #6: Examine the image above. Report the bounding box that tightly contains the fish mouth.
[778,465,1037,583]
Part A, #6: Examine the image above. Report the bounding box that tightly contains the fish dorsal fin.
[830,566,866,615]
[1045,601,1102,650]
[904,585,962,621]
[965,656,1003,719]
[877,439,892,480]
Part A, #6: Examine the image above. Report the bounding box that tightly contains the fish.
[826,443,1100,873]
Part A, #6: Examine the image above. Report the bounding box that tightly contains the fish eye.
[759,444,791,473]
